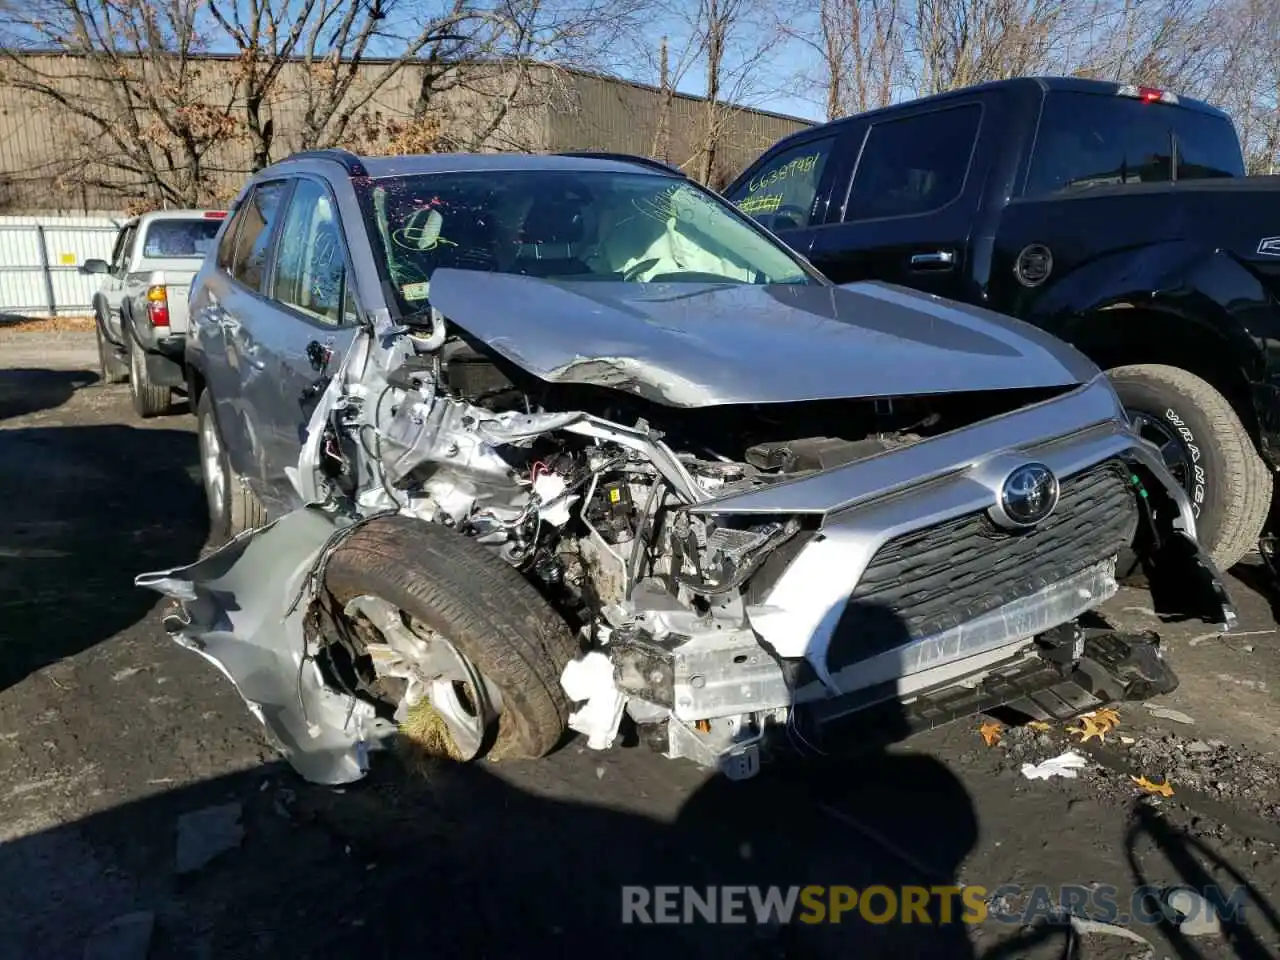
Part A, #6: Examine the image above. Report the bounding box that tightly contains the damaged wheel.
[323,515,577,761]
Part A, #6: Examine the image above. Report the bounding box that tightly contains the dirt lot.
[1,333,1278,960]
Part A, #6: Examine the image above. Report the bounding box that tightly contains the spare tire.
[1108,363,1271,571]
[323,515,577,761]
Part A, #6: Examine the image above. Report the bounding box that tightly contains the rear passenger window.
[1025,94,1244,197]
[271,180,348,325]
[845,104,981,221]
[725,137,836,232]
[230,181,290,291]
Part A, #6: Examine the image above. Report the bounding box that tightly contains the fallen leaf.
[979,720,1003,747]
[1131,775,1174,797]
[1027,721,1052,732]
[1068,714,1111,744]
[1092,707,1121,731]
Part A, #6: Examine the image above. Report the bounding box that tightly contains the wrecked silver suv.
[137,149,1236,785]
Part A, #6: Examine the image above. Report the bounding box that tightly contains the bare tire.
[128,334,173,418]
[196,389,267,546]
[96,321,128,384]
[324,515,576,761]
[1108,363,1271,571]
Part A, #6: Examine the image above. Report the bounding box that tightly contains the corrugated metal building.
[0,54,810,214]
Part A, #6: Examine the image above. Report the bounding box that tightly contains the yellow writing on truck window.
[737,193,784,214]
[748,153,821,194]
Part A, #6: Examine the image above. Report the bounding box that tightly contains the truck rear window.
[142,219,222,258]
[1025,93,1245,197]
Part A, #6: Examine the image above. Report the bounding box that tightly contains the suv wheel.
[1108,363,1271,571]
[323,515,576,762]
[196,390,267,545]
[128,334,173,418]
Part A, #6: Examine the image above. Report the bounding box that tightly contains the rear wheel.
[96,321,128,384]
[128,334,173,418]
[323,515,576,762]
[1108,363,1271,571]
[196,389,267,546]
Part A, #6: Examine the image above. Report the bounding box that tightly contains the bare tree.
[908,0,1070,95]
[335,0,639,156]
[289,0,477,151]
[0,0,242,208]
[203,0,325,171]
[813,0,903,118]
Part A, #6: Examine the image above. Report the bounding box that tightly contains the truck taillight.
[146,285,170,327]
[204,210,227,219]
[1117,83,1180,105]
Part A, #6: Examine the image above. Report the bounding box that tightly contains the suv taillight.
[146,285,170,327]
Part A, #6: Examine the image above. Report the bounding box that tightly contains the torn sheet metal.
[426,267,1096,408]
[135,506,397,785]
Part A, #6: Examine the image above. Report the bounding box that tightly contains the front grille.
[826,460,1139,672]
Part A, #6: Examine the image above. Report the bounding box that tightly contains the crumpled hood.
[427,268,1100,407]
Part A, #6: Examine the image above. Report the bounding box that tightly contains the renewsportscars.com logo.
[621,884,1250,927]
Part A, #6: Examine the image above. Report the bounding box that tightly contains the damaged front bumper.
[556,379,1237,779]
[135,373,1235,785]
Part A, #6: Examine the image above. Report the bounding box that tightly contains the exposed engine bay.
[138,289,1238,786]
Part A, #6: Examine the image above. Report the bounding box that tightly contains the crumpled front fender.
[135,505,398,785]
[1121,438,1237,630]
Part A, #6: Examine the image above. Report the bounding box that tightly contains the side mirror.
[81,258,110,275]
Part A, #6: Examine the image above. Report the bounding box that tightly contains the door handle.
[910,250,956,269]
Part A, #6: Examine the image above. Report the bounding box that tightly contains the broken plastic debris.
[175,802,244,874]
[1020,751,1089,781]
[1147,706,1195,724]
[1161,887,1222,936]
[1130,775,1175,797]
[1066,915,1155,953]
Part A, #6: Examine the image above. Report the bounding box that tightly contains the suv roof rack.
[281,148,369,177]
[556,151,685,177]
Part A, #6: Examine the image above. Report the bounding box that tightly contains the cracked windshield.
[364,169,813,313]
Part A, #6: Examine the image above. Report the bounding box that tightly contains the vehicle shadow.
[1124,800,1280,960]
[0,591,1075,959]
[0,423,207,693]
[0,745,992,960]
[0,367,99,421]
[1224,560,1280,625]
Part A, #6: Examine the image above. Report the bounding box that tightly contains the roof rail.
[556,151,685,177]
[281,148,369,177]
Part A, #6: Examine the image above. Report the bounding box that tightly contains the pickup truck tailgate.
[164,277,193,335]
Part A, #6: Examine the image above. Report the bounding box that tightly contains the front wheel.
[1109,363,1271,571]
[323,515,577,762]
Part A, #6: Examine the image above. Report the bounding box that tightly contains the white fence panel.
[0,215,124,318]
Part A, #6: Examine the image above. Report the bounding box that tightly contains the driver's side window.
[726,137,835,234]
[112,225,137,275]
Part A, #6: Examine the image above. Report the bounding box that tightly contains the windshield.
[358,169,816,316]
[141,218,222,258]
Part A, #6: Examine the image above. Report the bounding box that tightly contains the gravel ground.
[0,333,1277,960]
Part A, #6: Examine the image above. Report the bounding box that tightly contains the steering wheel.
[623,257,661,282]
[764,204,810,231]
